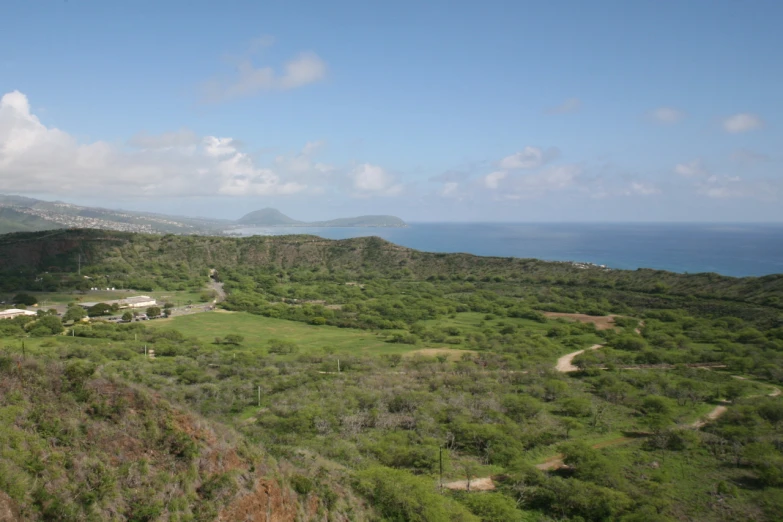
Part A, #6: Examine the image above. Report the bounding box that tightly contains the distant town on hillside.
[0,194,407,235]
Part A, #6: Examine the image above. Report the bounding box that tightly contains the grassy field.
[146,310,469,357]
[420,311,553,333]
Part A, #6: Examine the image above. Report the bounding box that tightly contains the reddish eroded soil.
[219,479,300,522]
[543,312,618,330]
[0,491,21,522]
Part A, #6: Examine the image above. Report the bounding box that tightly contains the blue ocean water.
[234,223,783,278]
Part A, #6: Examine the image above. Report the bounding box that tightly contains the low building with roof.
[78,295,157,310]
[0,308,38,320]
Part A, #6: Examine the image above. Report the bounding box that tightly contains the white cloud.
[722,113,763,133]
[440,182,459,197]
[429,170,469,183]
[128,129,199,149]
[350,163,402,196]
[548,98,581,114]
[627,182,660,196]
[731,148,770,164]
[203,50,327,102]
[0,90,308,198]
[498,147,545,170]
[649,107,684,124]
[674,159,708,177]
[204,136,240,157]
[484,171,507,189]
[301,140,325,156]
[512,165,581,193]
[696,175,744,199]
[278,53,328,89]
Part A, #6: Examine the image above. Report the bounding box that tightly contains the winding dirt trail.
[490,319,779,476]
[691,405,729,428]
[555,344,603,373]
[535,437,634,470]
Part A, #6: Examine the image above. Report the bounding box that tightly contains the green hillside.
[0,353,317,521]
[0,207,63,234]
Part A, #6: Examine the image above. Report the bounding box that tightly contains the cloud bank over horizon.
[0,88,779,221]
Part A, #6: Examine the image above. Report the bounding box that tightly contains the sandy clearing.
[442,477,495,491]
[544,312,618,330]
[555,344,603,372]
[769,387,781,397]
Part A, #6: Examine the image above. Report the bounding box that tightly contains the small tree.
[122,311,133,322]
[146,306,162,318]
[63,306,87,322]
[29,315,64,336]
[87,303,113,317]
[462,461,480,492]
[13,293,37,306]
[224,334,244,346]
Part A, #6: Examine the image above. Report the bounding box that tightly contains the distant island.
[235,208,407,228]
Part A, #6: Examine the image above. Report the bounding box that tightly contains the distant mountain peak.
[236,208,302,226]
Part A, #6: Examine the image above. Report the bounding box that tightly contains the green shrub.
[290,474,314,495]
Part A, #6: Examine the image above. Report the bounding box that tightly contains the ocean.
[233,223,783,278]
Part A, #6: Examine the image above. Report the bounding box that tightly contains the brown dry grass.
[543,312,618,330]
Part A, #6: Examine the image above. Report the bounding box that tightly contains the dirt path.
[442,477,495,491]
[634,320,645,335]
[555,344,603,373]
[535,437,633,470]
[208,281,226,303]
[691,405,728,428]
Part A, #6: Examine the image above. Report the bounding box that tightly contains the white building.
[0,308,38,320]
[118,296,157,309]
[78,295,157,310]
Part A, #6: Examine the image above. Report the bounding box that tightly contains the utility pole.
[257,386,261,408]
[439,446,443,493]
[337,359,341,373]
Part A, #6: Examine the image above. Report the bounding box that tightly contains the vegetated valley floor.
[0,229,782,521]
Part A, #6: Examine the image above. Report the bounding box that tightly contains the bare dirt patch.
[555,344,603,372]
[544,312,618,330]
[442,477,495,491]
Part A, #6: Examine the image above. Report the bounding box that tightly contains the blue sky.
[0,0,780,221]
